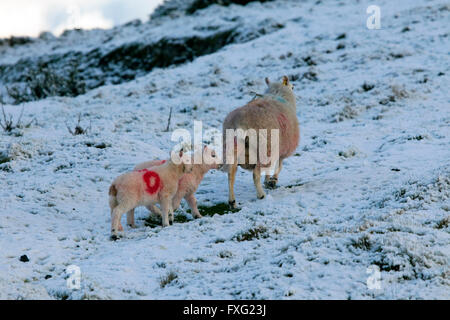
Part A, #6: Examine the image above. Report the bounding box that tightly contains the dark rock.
[186,0,274,15]
[38,31,55,41]
[389,53,404,59]
[303,56,316,66]
[124,19,142,27]
[362,82,375,91]
[301,70,318,81]
[19,255,29,262]
[98,29,236,74]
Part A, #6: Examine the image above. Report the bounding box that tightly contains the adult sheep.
[222,76,299,208]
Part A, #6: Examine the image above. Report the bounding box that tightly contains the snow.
[0,0,449,299]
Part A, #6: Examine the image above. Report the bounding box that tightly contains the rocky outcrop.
[0,0,283,104]
[151,0,274,19]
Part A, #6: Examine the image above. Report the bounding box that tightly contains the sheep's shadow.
[142,202,241,228]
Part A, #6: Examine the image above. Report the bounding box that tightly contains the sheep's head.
[264,76,295,99]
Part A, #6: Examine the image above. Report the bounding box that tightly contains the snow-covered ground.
[0,0,449,299]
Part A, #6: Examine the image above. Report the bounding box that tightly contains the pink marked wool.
[134,146,219,219]
[108,151,192,239]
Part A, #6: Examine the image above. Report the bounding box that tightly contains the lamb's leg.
[185,193,202,219]
[160,197,171,227]
[228,163,238,209]
[169,202,174,224]
[111,205,131,240]
[109,195,122,231]
[146,204,162,217]
[126,208,136,228]
[253,166,266,199]
[172,193,183,212]
[167,193,181,222]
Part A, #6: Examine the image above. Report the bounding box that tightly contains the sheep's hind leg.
[253,166,266,199]
[126,208,136,228]
[228,163,238,209]
[264,159,283,189]
[111,204,134,240]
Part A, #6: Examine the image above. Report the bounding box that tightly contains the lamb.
[133,145,219,220]
[108,150,192,240]
[222,76,300,208]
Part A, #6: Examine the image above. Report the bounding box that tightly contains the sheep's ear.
[265,77,270,86]
[282,76,289,86]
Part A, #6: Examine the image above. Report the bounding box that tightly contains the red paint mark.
[277,113,288,131]
[139,169,161,194]
[160,160,166,164]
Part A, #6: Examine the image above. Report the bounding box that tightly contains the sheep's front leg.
[185,193,202,219]
[253,166,266,199]
[160,197,171,227]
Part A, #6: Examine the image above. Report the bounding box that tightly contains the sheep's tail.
[109,184,118,209]
[109,184,117,197]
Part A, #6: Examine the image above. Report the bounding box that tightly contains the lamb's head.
[264,76,296,106]
[201,145,220,171]
[170,149,193,174]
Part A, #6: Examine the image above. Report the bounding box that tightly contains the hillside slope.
[0,0,449,299]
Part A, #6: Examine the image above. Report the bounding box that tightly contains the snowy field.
[0,0,449,299]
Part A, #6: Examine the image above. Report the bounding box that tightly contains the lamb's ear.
[265,77,270,86]
[179,149,184,158]
[282,75,289,86]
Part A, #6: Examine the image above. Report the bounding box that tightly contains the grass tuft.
[350,235,372,250]
[160,271,178,288]
[234,225,268,242]
[195,202,240,216]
